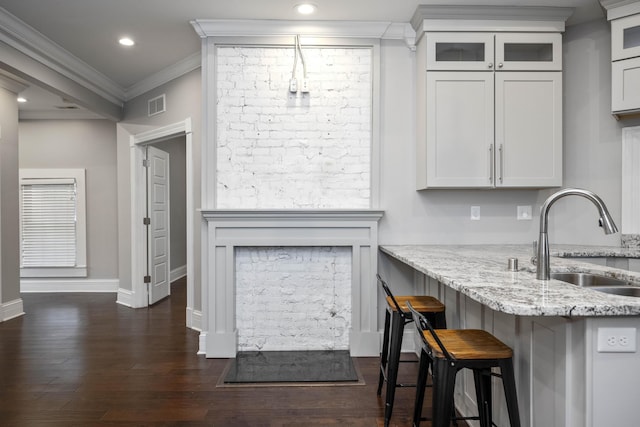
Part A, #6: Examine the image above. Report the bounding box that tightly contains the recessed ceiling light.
[296,3,317,15]
[119,37,135,47]
[17,96,27,103]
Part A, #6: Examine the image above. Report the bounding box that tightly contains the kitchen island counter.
[380,244,640,317]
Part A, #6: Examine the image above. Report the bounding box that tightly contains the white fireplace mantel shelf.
[200,209,384,358]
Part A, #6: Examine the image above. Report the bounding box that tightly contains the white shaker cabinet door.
[495,72,562,188]
[425,71,495,188]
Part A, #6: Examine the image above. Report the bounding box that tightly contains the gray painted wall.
[153,136,187,273]
[18,119,119,279]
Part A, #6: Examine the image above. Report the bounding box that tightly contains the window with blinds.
[19,169,87,278]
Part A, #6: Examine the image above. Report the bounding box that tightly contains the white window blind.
[20,179,77,268]
[19,169,87,278]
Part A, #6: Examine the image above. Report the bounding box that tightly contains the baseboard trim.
[21,279,119,293]
[170,265,187,282]
[1,298,25,322]
[187,307,203,331]
[198,331,207,355]
[116,288,134,307]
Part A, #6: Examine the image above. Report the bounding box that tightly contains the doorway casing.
[123,119,196,327]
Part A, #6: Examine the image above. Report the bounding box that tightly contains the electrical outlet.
[289,78,298,93]
[597,327,637,352]
[300,79,310,93]
[470,206,480,221]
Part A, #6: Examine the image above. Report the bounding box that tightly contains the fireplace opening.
[235,246,352,351]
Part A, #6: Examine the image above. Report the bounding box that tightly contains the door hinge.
[144,275,151,283]
[143,217,151,225]
[143,159,149,167]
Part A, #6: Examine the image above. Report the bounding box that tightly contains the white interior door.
[146,146,170,305]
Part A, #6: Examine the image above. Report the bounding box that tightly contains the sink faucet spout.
[536,188,618,280]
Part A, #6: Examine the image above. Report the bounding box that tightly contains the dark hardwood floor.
[0,279,443,426]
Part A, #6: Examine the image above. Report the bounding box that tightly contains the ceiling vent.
[148,94,166,117]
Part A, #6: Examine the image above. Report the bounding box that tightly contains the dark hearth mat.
[221,350,360,384]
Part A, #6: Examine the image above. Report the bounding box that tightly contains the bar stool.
[376,274,446,427]
[406,301,521,427]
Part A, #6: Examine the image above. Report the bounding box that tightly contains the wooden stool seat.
[386,295,445,314]
[424,329,513,360]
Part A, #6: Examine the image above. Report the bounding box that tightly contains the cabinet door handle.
[488,63,494,69]
[498,63,504,68]
[499,144,504,184]
[489,145,494,183]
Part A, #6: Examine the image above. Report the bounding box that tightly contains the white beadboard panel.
[621,125,640,234]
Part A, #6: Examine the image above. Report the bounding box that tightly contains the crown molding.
[600,0,640,20]
[191,19,394,39]
[411,5,574,33]
[125,51,201,101]
[0,70,28,93]
[0,7,125,105]
[19,109,104,120]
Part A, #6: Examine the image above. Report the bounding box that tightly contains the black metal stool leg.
[384,310,405,427]
[412,349,430,427]
[499,359,521,427]
[473,368,493,427]
[432,359,458,427]
[377,309,391,396]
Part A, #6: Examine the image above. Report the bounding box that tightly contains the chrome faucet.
[536,188,618,280]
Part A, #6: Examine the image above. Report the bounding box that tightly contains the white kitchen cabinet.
[417,32,563,189]
[603,3,640,117]
[425,72,494,187]
[611,13,640,115]
[425,32,561,72]
[495,72,563,187]
[611,12,640,61]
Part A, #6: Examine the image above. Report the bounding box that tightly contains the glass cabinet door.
[612,14,640,61]
[495,33,562,71]
[426,33,495,71]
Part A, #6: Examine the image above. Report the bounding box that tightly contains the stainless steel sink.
[590,287,640,297]
[551,272,629,287]
[551,272,640,297]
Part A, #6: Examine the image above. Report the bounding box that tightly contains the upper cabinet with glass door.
[610,12,640,116]
[426,32,561,71]
[612,13,640,61]
[602,1,640,117]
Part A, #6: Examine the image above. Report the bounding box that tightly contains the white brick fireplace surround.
[201,210,383,358]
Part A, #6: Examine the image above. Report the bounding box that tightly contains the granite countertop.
[379,244,640,317]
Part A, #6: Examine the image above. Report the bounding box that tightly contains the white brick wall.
[235,247,352,351]
[216,46,372,209]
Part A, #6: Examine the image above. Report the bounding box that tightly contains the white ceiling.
[0,0,607,117]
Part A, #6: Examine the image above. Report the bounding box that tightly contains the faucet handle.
[531,240,538,265]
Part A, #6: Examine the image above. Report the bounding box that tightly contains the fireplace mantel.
[201,209,384,358]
